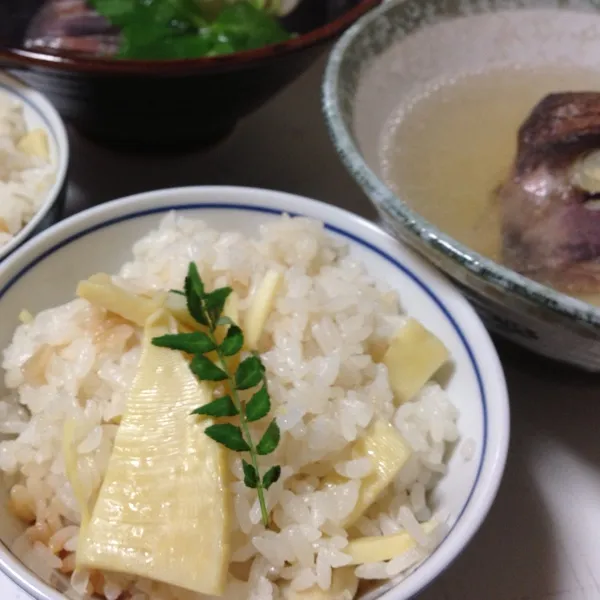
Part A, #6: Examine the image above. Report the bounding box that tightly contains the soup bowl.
[323,0,600,372]
[0,0,379,151]
[0,186,509,599]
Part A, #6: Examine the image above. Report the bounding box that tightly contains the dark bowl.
[0,0,379,151]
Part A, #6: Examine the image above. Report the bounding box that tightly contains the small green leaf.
[235,356,264,390]
[252,351,267,373]
[217,316,235,327]
[152,332,215,354]
[205,424,250,452]
[205,287,232,323]
[185,288,208,327]
[242,460,259,489]
[186,262,205,297]
[184,263,208,326]
[211,3,290,51]
[221,325,244,357]
[245,387,270,422]
[169,289,186,296]
[256,419,280,455]
[191,395,238,417]
[262,465,281,490]
[190,354,227,381]
[89,0,135,24]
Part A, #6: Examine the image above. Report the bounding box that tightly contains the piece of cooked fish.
[497,91,600,294]
[24,0,120,55]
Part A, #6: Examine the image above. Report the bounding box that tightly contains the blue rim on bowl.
[0,71,69,262]
[0,187,509,600]
[321,0,600,334]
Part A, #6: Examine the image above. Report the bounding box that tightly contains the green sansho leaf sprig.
[152,262,281,527]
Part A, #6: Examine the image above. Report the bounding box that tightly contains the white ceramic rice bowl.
[0,186,509,600]
[0,71,69,262]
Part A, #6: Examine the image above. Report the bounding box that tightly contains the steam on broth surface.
[380,65,600,268]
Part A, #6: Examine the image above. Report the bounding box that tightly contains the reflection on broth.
[380,66,600,302]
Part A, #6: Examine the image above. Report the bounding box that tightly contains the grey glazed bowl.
[323,0,600,372]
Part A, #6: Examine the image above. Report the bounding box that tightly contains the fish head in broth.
[498,92,600,294]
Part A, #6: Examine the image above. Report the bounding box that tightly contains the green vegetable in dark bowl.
[90,0,292,59]
[0,0,379,150]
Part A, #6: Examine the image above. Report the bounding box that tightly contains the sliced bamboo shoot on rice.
[77,274,198,330]
[17,128,50,160]
[62,420,93,530]
[322,420,412,528]
[383,319,450,404]
[76,310,231,596]
[77,275,161,327]
[345,520,438,565]
[244,269,282,350]
[18,309,34,324]
[215,290,240,344]
[281,567,359,599]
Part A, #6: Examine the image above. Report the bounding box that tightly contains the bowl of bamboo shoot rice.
[0,71,68,263]
[0,186,509,600]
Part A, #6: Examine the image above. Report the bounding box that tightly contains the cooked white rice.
[0,92,55,248]
[0,213,460,599]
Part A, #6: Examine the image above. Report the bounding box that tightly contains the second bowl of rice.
[0,71,69,263]
[0,186,508,600]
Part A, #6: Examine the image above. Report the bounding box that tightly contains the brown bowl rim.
[0,0,380,75]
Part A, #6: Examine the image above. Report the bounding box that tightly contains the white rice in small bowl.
[0,187,509,600]
[0,71,69,262]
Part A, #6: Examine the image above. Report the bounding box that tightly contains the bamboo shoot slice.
[77,276,160,327]
[62,420,92,530]
[17,129,50,160]
[321,420,412,528]
[216,291,240,344]
[345,520,438,565]
[18,309,34,324]
[77,274,199,330]
[281,567,358,599]
[76,310,231,596]
[245,270,282,350]
[383,319,449,404]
